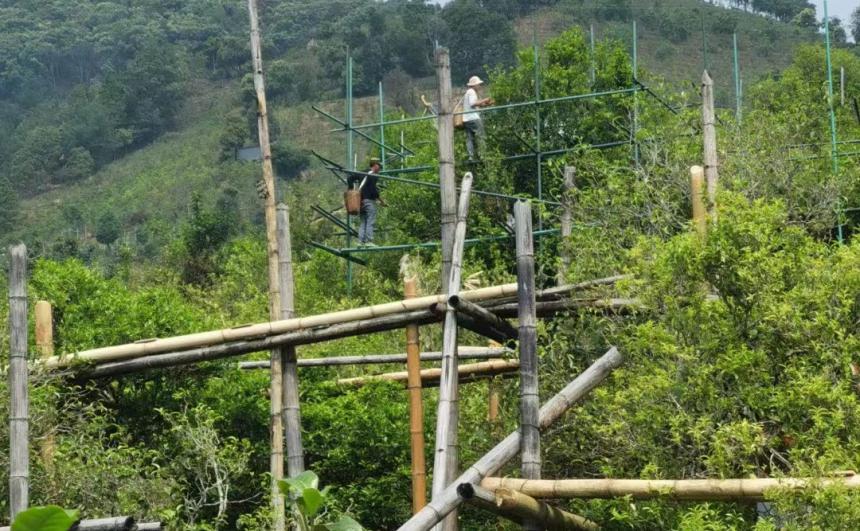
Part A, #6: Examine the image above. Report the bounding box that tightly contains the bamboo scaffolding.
[431,303,512,344]
[237,347,512,369]
[458,484,599,530]
[35,300,56,471]
[515,201,540,531]
[398,347,623,531]
[48,283,529,369]
[77,310,442,379]
[448,296,518,340]
[278,204,304,477]
[8,244,28,519]
[405,278,427,513]
[337,360,519,388]
[136,524,163,531]
[480,475,860,501]
[433,172,473,531]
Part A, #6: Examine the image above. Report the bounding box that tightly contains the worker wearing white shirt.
[463,75,493,161]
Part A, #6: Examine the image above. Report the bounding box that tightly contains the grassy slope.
[16,1,818,250]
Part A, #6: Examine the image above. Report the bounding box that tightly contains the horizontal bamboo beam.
[397,347,624,531]
[488,298,642,318]
[449,296,518,339]
[75,311,442,379]
[337,359,520,388]
[458,484,599,530]
[136,524,163,531]
[480,475,860,502]
[71,517,136,530]
[48,283,526,369]
[238,347,513,369]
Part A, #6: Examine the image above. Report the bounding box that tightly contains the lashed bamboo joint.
[458,483,599,530]
[480,475,860,501]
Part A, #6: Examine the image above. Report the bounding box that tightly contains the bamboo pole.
[515,201,540,531]
[71,516,136,530]
[35,301,53,359]
[398,347,624,531]
[487,298,642,319]
[78,311,442,379]
[136,524,163,531]
[47,283,528,368]
[701,70,718,217]
[278,205,304,477]
[238,347,512,369]
[487,377,500,424]
[436,48,456,292]
[458,484,599,530]
[448,296,517,340]
[246,0,285,525]
[433,172,473,531]
[480,475,860,501]
[35,300,56,471]
[405,278,427,513]
[337,360,519,387]
[8,244,28,519]
[690,166,706,237]
[559,166,576,285]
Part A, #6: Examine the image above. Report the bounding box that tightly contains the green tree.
[442,0,517,80]
[0,176,19,234]
[95,212,120,246]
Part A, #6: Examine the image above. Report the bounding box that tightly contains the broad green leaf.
[12,506,79,531]
[302,487,325,517]
[326,515,364,531]
[293,470,319,491]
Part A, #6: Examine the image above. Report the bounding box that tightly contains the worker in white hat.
[463,75,493,161]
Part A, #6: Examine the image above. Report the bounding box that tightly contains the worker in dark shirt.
[346,158,383,246]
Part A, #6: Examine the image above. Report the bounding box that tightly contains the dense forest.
[3,0,860,529]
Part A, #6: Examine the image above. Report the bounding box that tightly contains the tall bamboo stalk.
[404,278,427,513]
[480,475,860,501]
[34,300,55,471]
[8,244,28,519]
[559,166,576,285]
[278,204,304,477]
[701,71,718,217]
[436,48,456,291]
[246,1,285,527]
[515,201,540,531]
[433,172,473,531]
[398,347,624,531]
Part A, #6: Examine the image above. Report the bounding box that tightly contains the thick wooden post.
[247,1,286,528]
[436,48,456,292]
[559,166,575,285]
[404,278,427,513]
[8,244,28,519]
[277,205,304,477]
[690,166,706,237]
[701,71,718,217]
[433,172,473,531]
[514,201,540,531]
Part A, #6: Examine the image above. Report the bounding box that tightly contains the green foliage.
[11,506,78,531]
[272,142,311,180]
[279,471,363,531]
[95,212,120,247]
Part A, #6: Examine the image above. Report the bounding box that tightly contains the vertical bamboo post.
[278,205,304,477]
[436,48,456,292]
[701,70,718,218]
[733,33,742,124]
[558,166,576,286]
[514,202,540,531]
[404,278,427,513]
[35,301,53,359]
[487,378,500,424]
[247,2,285,528]
[8,244,28,519]
[690,166,706,237]
[433,172,474,531]
[841,67,845,107]
[34,300,55,471]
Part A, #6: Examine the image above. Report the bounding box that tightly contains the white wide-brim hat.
[467,75,484,87]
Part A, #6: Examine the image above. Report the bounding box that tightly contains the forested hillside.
[3,0,860,530]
